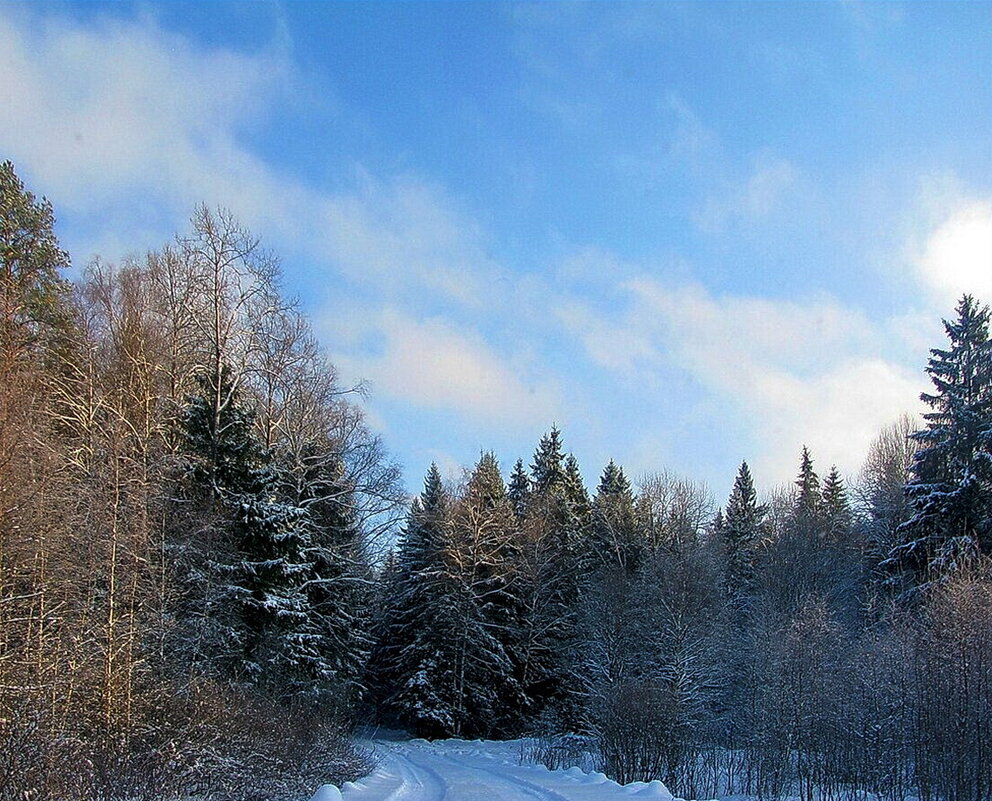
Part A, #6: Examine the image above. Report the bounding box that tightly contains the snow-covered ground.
[311,737,675,801]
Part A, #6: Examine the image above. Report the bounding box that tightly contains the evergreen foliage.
[507,457,531,520]
[0,160,71,366]
[889,295,992,586]
[793,446,822,534]
[296,457,373,708]
[720,461,764,602]
[180,367,322,696]
[0,179,394,801]
[378,462,525,737]
[531,425,567,495]
[592,460,640,571]
[377,465,455,736]
[822,466,852,542]
[183,367,259,494]
[563,455,592,522]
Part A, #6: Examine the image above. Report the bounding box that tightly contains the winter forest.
[5,157,992,801]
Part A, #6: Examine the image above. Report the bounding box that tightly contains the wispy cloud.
[558,273,921,483]
[696,157,799,233]
[664,93,722,171]
[0,6,545,433]
[317,173,505,309]
[0,9,292,224]
[622,94,800,236]
[334,309,562,429]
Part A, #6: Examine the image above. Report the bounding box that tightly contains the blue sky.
[3,1,992,501]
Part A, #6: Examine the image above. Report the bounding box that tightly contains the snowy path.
[312,738,675,801]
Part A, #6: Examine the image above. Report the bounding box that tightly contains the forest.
[4,158,992,801]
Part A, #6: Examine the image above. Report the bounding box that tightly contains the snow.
[310,737,680,801]
[310,786,343,801]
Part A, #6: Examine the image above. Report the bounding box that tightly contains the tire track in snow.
[435,752,573,801]
[391,749,449,800]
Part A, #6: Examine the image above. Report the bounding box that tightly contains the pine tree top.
[507,458,531,519]
[421,463,449,516]
[822,465,852,538]
[597,459,632,498]
[795,446,821,504]
[531,425,566,493]
[822,466,847,507]
[467,452,506,508]
[0,160,72,357]
[509,457,529,486]
[563,455,589,502]
[891,294,992,585]
[723,460,762,545]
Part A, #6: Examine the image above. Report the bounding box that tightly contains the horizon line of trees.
[6,158,992,801]
[365,294,992,799]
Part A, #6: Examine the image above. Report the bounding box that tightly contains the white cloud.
[627,280,920,480]
[558,276,921,485]
[624,279,874,381]
[0,6,531,431]
[665,93,720,168]
[748,358,921,483]
[0,8,500,310]
[0,9,291,216]
[0,4,936,488]
[742,159,798,216]
[317,174,504,309]
[641,96,799,235]
[336,309,561,429]
[555,299,657,377]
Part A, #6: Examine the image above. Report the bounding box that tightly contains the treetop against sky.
[3,0,992,495]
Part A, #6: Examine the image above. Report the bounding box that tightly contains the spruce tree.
[793,446,823,536]
[889,295,992,585]
[721,461,764,603]
[563,454,592,523]
[591,460,640,571]
[515,431,589,728]
[383,459,527,737]
[365,545,398,707]
[178,367,314,697]
[601,460,628,494]
[381,464,460,737]
[453,453,524,733]
[531,425,567,495]
[297,457,372,708]
[230,469,312,693]
[822,466,852,543]
[562,454,594,578]
[183,367,258,495]
[508,458,532,521]
[547,453,594,726]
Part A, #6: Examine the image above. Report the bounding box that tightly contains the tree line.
[5,158,992,801]
[366,305,992,800]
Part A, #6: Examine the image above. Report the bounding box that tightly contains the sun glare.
[921,201,992,302]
